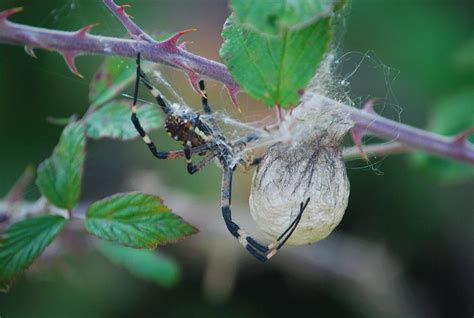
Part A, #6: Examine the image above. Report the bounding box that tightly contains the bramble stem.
[0,6,235,87]
[316,95,474,164]
[343,142,408,160]
[0,4,472,164]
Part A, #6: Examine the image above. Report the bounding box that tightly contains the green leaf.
[89,56,136,107]
[36,122,85,209]
[85,192,198,248]
[98,241,180,287]
[231,0,338,35]
[85,101,161,140]
[0,215,67,291]
[220,14,331,108]
[411,90,474,182]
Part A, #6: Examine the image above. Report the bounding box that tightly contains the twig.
[0,197,69,229]
[102,0,154,42]
[343,142,408,160]
[0,5,237,92]
[0,4,473,164]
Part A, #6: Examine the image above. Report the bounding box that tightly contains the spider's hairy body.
[165,112,213,152]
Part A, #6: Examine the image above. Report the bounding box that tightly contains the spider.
[131,53,310,262]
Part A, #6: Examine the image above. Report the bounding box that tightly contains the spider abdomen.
[165,113,212,149]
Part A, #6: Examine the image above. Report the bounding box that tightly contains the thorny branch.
[0,2,473,164]
[343,142,407,160]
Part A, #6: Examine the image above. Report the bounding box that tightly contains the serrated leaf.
[411,90,474,182]
[231,0,338,35]
[85,192,198,248]
[220,15,331,108]
[98,241,180,287]
[85,101,161,140]
[36,122,85,209]
[0,215,67,291]
[89,56,136,107]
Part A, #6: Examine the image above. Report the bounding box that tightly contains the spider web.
[332,50,402,175]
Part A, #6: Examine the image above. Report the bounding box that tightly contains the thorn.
[76,23,99,37]
[130,33,145,41]
[24,46,37,58]
[452,127,474,145]
[116,4,134,20]
[118,4,131,11]
[172,59,203,96]
[350,98,378,160]
[350,128,368,161]
[289,106,295,116]
[226,84,241,112]
[162,29,197,51]
[178,40,193,49]
[0,7,23,23]
[62,51,84,78]
[117,4,131,17]
[362,98,378,113]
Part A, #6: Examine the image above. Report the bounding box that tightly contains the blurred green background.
[0,0,473,317]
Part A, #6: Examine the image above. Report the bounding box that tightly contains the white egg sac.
[249,93,353,245]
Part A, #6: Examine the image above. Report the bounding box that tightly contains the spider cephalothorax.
[130,53,309,262]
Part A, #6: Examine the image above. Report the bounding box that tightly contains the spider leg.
[221,167,310,262]
[265,198,310,258]
[231,133,263,169]
[135,52,172,114]
[197,79,222,134]
[183,114,207,174]
[198,80,212,114]
[132,53,209,160]
[220,168,266,259]
[187,153,216,175]
[248,197,309,260]
[231,133,262,147]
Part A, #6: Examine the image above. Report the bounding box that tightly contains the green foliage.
[89,56,136,107]
[220,15,331,108]
[412,90,474,182]
[220,0,341,108]
[36,122,85,209]
[98,242,180,287]
[84,192,198,249]
[85,101,161,140]
[230,0,336,35]
[0,215,67,291]
[454,38,474,73]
